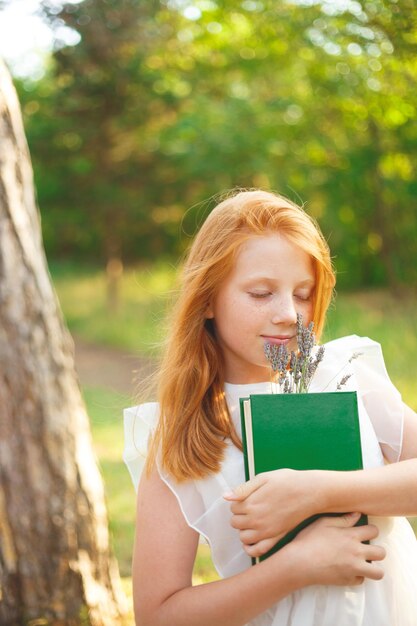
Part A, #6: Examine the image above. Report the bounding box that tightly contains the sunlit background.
[1,0,416,621]
[2,0,416,289]
[0,0,80,77]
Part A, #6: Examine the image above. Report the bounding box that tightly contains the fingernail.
[223,491,235,499]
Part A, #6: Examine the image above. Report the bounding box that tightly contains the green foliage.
[16,0,417,288]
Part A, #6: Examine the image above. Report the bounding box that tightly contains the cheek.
[239,303,271,336]
[223,299,261,336]
[298,301,314,324]
[213,294,241,329]
[237,309,259,331]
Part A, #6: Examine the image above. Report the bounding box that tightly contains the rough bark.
[0,59,126,625]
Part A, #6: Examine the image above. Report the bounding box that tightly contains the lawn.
[51,263,417,622]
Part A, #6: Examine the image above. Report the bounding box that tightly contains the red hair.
[147,190,336,481]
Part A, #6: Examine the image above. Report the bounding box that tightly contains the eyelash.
[248,292,271,299]
[248,292,312,301]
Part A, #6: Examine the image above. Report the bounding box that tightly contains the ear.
[205,302,214,319]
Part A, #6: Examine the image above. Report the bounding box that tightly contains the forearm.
[138,543,302,626]
[317,458,417,517]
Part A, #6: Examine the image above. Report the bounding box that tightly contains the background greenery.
[12,0,417,291]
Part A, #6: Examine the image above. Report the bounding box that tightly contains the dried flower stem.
[264,316,360,393]
[320,352,363,392]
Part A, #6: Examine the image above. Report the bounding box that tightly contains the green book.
[240,391,368,563]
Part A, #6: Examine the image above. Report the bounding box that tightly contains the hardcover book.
[240,391,367,563]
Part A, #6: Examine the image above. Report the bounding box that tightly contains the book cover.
[240,391,368,563]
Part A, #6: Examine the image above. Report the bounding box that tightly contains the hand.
[287,512,386,587]
[224,469,321,557]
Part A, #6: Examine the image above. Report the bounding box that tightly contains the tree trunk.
[0,60,126,625]
[106,257,124,315]
[367,119,399,292]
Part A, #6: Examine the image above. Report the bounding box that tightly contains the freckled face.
[207,234,315,384]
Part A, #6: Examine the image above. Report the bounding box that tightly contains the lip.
[262,335,295,346]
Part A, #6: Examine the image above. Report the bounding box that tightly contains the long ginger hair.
[147,190,336,481]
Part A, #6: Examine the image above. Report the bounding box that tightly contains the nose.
[271,294,298,326]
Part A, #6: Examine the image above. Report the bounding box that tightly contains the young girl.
[123,190,417,626]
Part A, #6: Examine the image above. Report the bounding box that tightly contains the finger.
[362,544,386,563]
[239,529,260,544]
[318,514,380,543]
[230,500,248,515]
[230,514,249,530]
[352,523,380,543]
[319,512,362,528]
[360,561,384,581]
[223,474,265,502]
[244,537,278,558]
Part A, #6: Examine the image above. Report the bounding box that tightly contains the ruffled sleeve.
[322,335,404,463]
[122,402,159,492]
[352,338,404,463]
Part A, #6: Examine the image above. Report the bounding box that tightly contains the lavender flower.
[349,352,363,363]
[264,314,362,394]
[336,374,352,390]
[264,314,324,393]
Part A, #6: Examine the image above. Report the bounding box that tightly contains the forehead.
[230,233,314,280]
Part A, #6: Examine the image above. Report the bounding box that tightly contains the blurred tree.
[0,58,126,624]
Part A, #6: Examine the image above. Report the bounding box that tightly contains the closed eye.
[294,293,312,302]
[248,292,272,299]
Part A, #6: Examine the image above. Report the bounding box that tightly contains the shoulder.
[324,335,390,374]
[123,401,160,424]
[123,402,159,452]
[324,334,393,379]
[323,334,381,354]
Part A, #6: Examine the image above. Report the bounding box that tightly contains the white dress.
[123,336,417,626]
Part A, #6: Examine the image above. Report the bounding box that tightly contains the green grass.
[50,260,177,354]
[323,290,417,408]
[84,387,134,576]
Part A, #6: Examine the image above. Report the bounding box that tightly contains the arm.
[132,466,385,626]
[322,404,417,516]
[226,404,417,558]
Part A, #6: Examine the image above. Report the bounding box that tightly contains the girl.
[123,190,417,626]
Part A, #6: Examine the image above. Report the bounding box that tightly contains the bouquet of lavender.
[264,314,354,393]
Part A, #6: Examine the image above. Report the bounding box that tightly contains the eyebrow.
[242,277,315,287]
